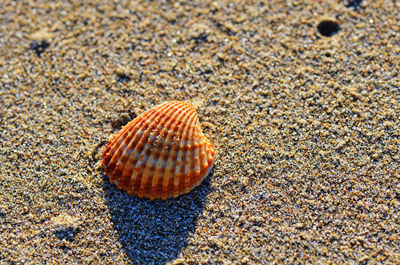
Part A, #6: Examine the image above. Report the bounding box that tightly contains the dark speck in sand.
[317,20,340,37]
[116,73,131,83]
[193,33,208,45]
[345,0,363,9]
[54,227,79,242]
[30,40,49,57]
[111,111,137,130]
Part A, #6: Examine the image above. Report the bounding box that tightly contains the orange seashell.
[102,101,215,200]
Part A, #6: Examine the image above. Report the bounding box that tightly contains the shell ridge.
[109,112,158,185]
[109,103,173,188]
[155,104,195,198]
[194,131,204,188]
[198,127,211,168]
[105,114,151,182]
[203,140,214,181]
[192,121,202,189]
[161,106,194,199]
[102,108,156,173]
[174,110,197,197]
[137,103,185,198]
[206,138,215,166]
[104,106,157,158]
[125,103,178,196]
[127,103,180,195]
[196,125,214,187]
[166,108,195,198]
[108,105,169,185]
[190,117,203,189]
[183,114,198,194]
[150,107,188,199]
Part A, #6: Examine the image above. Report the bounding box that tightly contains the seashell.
[102,101,215,200]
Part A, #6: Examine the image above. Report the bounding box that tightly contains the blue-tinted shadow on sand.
[102,172,212,265]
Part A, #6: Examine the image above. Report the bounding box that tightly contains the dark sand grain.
[0,0,399,264]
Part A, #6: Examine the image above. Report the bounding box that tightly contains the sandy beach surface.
[1,0,399,264]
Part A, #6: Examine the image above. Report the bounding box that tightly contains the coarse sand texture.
[0,0,399,264]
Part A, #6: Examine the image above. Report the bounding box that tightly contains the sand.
[0,0,399,264]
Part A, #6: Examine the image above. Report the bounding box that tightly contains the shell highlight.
[102,101,215,200]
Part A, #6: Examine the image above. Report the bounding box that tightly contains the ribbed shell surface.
[102,101,215,200]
